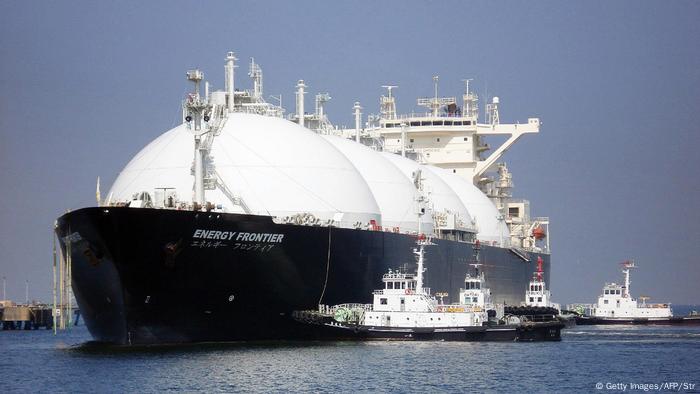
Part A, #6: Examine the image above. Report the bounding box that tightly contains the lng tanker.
[55,52,551,344]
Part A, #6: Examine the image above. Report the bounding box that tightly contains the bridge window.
[401,282,406,289]
[387,282,393,289]
[530,297,534,302]
[380,298,388,305]
[410,122,420,126]
[476,283,480,289]
[604,300,609,304]
[509,207,520,218]
[538,297,542,302]
[410,139,414,143]
[605,290,609,295]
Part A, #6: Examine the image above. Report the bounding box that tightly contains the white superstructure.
[334,238,487,329]
[523,257,560,311]
[104,51,549,251]
[460,263,493,310]
[591,261,672,319]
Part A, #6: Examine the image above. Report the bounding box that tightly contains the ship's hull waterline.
[56,207,550,344]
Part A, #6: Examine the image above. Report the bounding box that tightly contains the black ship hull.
[56,207,550,344]
[574,316,700,326]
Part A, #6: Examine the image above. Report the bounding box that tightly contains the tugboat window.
[538,297,542,302]
[380,298,388,305]
[530,297,534,302]
[604,300,609,304]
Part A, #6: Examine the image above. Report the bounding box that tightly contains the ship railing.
[382,112,477,121]
[640,303,671,308]
[328,303,373,314]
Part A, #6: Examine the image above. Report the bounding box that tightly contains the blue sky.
[1,0,698,304]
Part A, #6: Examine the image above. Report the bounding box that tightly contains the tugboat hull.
[302,322,564,342]
[574,316,700,326]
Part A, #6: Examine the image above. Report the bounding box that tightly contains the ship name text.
[192,229,284,243]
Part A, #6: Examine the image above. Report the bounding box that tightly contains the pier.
[0,301,78,330]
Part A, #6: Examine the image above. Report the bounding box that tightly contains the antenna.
[433,75,439,100]
[380,85,398,120]
[536,256,544,282]
[382,85,398,98]
[417,75,455,116]
[249,58,263,100]
[316,93,331,118]
[461,78,473,95]
[620,260,636,298]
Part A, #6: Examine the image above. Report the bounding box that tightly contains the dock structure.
[0,302,66,330]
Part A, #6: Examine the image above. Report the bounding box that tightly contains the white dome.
[322,135,432,234]
[379,152,474,231]
[108,113,381,228]
[426,166,510,244]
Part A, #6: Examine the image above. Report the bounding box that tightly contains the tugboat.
[293,238,564,341]
[574,261,700,325]
[511,257,575,327]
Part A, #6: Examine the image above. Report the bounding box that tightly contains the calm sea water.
[1,324,699,393]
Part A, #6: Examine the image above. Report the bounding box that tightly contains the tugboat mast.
[621,260,636,298]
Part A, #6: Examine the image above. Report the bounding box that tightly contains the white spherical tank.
[379,152,474,232]
[108,113,382,229]
[426,166,510,245]
[322,135,432,234]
